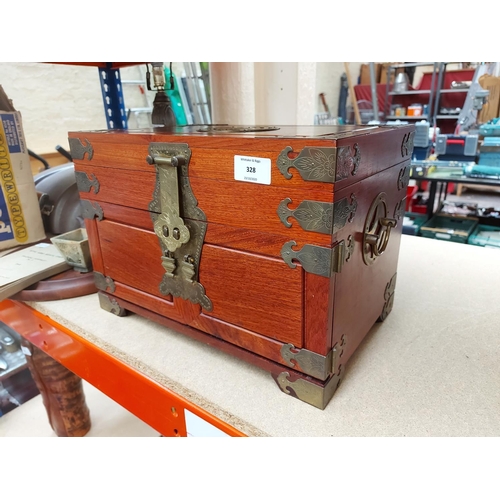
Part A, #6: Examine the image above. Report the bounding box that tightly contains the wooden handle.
[22,338,91,437]
[344,62,362,125]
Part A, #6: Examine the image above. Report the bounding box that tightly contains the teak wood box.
[68,124,415,409]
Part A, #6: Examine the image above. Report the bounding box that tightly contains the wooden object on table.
[344,62,362,124]
[20,338,91,437]
[68,123,415,409]
[11,269,97,301]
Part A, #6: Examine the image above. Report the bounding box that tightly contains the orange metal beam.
[0,299,246,437]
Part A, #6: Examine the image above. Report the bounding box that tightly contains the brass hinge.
[98,292,126,317]
[280,335,346,381]
[94,272,115,293]
[276,367,344,410]
[69,137,94,161]
[75,171,100,194]
[81,200,103,220]
[277,144,360,183]
[379,272,397,321]
[277,194,357,236]
[401,131,415,158]
[398,164,411,190]
[281,239,351,277]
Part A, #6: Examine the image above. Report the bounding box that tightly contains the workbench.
[1,235,499,436]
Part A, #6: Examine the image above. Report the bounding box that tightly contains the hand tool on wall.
[319,93,330,114]
[146,62,177,128]
[338,73,348,122]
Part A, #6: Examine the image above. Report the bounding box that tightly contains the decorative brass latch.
[147,142,212,311]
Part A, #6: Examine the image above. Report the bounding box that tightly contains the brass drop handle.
[146,154,185,168]
[365,217,397,256]
[363,193,397,266]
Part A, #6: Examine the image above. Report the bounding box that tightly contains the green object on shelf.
[420,215,478,244]
[468,224,500,249]
[164,67,188,126]
[402,212,428,236]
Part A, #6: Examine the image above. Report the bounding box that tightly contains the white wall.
[210,62,319,126]
[1,62,366,156]
[209,62,256,125]
[210,62,362,126]
[315,62,362,116]
[0,62,153,154]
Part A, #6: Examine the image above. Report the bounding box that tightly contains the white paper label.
[185,409,230,437]
[234,155,271,185]
[21,345,31,356]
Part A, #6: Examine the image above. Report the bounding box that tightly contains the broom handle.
[344,62,362,125]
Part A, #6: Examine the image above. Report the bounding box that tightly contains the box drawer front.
[74,163,334,247]
[198,244,303,346]
[93,216,304,348]
[97,219,172,300]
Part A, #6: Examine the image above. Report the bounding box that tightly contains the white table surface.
[25,235,500,437]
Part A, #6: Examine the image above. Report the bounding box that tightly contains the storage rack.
[384,62,440,121]
[432,62,470,123]
[50,62,145,130]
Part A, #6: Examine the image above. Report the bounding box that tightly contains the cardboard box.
[359,63,381,85]
[478,74,500,123]
[0,86,45,250]
[379,63,405,84]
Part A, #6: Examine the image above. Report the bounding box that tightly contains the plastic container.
[467,224,500,249]
[412,146,431,160]
[402,213,428,236]
[407,104,423,116]
[420,215,478,244]
[405,185,418,212]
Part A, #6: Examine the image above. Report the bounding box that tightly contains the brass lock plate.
[148,142,212,311]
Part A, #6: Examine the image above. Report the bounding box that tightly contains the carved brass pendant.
[148,142,212,311]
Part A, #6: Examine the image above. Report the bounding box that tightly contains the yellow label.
[0,120,28,243]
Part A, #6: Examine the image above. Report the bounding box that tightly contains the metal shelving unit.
[384,62,440,121]
[432,62,478,133]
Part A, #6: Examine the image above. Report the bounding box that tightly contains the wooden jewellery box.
[68,124,415,409]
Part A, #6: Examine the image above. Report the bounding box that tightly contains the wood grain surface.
[21,338,91,437]
[70,125,411,385]
[198,244,303,346]
[330,163,405,362]
[76,164,334,245]
[97,220,171,300]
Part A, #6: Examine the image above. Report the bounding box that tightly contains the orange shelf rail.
[0,299,245,437]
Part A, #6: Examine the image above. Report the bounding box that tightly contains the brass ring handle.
[370,218,397,256]
[363,193,397,266]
